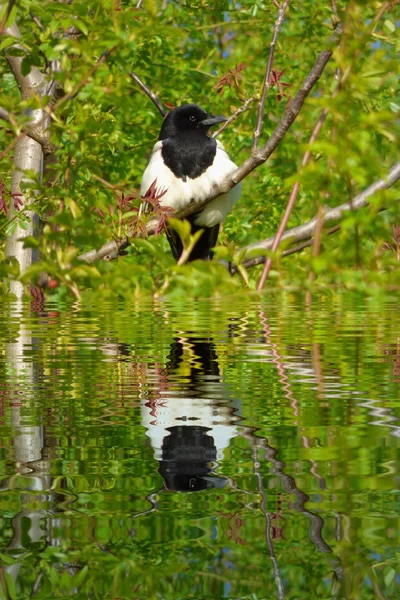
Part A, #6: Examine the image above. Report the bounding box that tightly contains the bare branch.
[252,0,290,152]
[78,23,344,265]
[136,0,144,8]
[129,71,166,117]
[173,21,344,219]
[244,161,400,256]
[235,226,341,272]
[78,162,399,265]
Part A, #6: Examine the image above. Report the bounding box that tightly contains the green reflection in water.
[0,297,399,599]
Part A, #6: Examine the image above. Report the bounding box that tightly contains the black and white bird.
[140,104,242,261]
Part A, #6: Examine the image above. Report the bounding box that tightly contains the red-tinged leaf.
[269,68,292,102]
[0,179,8,215]
[213,63,247,96]
[11,192,24,211]
[164,101,175,110]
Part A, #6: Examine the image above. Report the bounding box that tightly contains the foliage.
[0,0,399,299]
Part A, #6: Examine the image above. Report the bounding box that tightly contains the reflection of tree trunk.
[4,305,51,593]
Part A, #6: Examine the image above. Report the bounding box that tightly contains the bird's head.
[159,104,227,140]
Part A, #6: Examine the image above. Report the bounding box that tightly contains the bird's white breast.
[140,140,242,227]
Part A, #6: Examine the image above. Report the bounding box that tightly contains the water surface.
[0,297,399,599]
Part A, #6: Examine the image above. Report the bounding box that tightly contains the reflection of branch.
[242,427,333,554]
[259,310,300,419]
[252,0,290,152]
[129,72,166,117]
[252,446,286,600]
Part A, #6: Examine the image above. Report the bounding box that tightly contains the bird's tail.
[166,219,219,262]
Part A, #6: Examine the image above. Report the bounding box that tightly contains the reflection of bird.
[140,104,242,261]
[141,337,241,492]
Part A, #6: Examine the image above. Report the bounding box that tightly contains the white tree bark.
[1,8,51,298]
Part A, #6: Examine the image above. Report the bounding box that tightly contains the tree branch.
[78,163,399,266]
[78,22,343,265]
[242,161,400,257]
[0,106,55,154]
[172,21,344,217]
[129,72,166,117]
[252,0,290,152]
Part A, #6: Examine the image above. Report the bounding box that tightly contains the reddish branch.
[257,106,330,290]
[252,0,291,152]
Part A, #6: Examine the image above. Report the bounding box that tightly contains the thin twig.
[136,0,144,8]
[257,105,330,289]
[213,95,257,137]
[252,0,290,152]
[129,72,166,117]
[305,204,325,304]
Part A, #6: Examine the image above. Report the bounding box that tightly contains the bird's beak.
[199,114,227,128]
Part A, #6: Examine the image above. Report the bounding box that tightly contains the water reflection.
[0,299,399,600]
[142,337,240,491]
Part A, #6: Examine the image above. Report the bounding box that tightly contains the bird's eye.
[189,115,196,122]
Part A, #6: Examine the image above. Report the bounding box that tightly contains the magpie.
[140,104,242,261]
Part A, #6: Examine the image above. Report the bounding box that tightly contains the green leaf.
[0,552,16,565]
[384,19,395,34]
[384,568,395,587]
[4,572,17,600]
